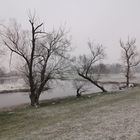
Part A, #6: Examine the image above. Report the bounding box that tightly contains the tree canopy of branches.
[1,16,71,106]
[74,41,107,92]
[120,38,140,87]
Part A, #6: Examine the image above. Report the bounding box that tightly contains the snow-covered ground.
[1,88,140,139]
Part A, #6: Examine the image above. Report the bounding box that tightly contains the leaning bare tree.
[120,38,140,87]
[74,41,107,92]
[0,16,70,106]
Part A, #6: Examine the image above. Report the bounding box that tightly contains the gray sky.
[0,0,140,67]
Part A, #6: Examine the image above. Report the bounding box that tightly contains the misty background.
[0,0,140,71]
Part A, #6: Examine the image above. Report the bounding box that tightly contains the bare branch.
[73,41,107,92]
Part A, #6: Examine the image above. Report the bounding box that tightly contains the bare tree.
[72,80,88,97]
[0,16,70,106]
[120,37,140,87]
[74,41,107,92]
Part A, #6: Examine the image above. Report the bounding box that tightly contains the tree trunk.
[35,95,39,106]
[76,89,81,97]
[29,93,40,107]
[93,81,107,92]
[30,94,36,106]
[126,74,129,87]
[78,73,107,92]
[126,65,130,88]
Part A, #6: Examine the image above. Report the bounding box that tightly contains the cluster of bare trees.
[0,15,139,107]
[72,38,140,96]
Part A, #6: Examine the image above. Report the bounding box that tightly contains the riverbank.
[0,87,49,94]
[1,88,140,140]
[0,74,140,108]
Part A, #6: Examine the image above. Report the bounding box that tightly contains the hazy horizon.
[0,0,140,71]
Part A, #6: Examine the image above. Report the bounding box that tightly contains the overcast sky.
[0,0,140,68]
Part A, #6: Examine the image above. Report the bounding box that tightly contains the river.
[0,73,139,108]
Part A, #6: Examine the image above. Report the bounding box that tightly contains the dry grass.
[0,88,140,140]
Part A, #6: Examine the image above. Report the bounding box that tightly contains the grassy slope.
[0,88,140,140]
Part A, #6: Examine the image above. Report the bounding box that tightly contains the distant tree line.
[89,63,122,74]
